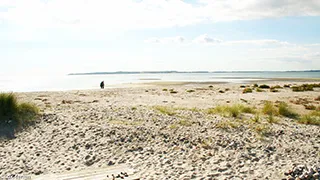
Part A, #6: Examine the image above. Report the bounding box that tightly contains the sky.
[0,0,320,76]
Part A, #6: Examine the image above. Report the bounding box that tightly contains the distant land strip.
[68,70,320,75]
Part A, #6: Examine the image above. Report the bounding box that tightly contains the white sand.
[0,80,319,179]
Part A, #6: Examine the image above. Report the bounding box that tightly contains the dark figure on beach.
[100,81,104,89]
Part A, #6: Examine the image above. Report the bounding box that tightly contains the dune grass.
[242,88,253,94]
[154,106,176,116]
[186,89,195,93]
[297,111,320,125]
[0,93,39,134]
[262,101,278,116]
[278,102,299,119]
[207,104,255,118]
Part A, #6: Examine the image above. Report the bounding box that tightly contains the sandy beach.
[0,80,320,179]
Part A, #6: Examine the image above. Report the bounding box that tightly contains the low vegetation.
[278,102,299,119]
[186,89,195,93]
[271,85,282,89]
[242,88,253,94]
[297,111,320,125]
[262,101,278,116]
[208,104,255,118]
[154,106,176,116]
[256,88,264,92]
[215,120,239,129]
[270,88,279,92]
[169,89,178,94]
[304,104,316,110]
[0,93,39,136]
[259,84,270,89]
[291,84,318,92]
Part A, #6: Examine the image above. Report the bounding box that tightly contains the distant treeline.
[68,70,320,75]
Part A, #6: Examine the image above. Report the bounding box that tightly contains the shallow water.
[0,71,319,92]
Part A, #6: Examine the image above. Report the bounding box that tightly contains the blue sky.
[0,0,320,75]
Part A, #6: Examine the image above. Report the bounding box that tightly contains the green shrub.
[208,85,213,88]
[0,93,39,135]
[243,88,253,94]
[162,88,168,91]
[278,102,298,119]
[259,84,270,89]
[253,84,259,88]
[283,84,291,88]
[218,90,225,93]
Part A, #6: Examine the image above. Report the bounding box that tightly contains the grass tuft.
[0,93,39,136]
[186,89,195,93]
[297,112,320,125]
[278,102,299,119]
[207,104,255,118]
[243,88,253,94]
[154,106,176,116]
[262,101,278,116]
[178,119,193,126]
[256,88,264,92]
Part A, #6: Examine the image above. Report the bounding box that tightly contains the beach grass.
[242,88,253,94]
[0,93,39,132]
[297,112,320,125]
[278,102,299,119]
[154,106,176,116]
[262,101,278,116]
[207,104,255,118]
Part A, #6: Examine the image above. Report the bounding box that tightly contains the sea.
[0,71,319,92]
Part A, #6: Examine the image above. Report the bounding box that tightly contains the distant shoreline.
[68,70,320,76]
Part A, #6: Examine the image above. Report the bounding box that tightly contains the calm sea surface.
[0,72,319,92]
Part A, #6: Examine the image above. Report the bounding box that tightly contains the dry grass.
[297,111,320,125]
[215,120,239,129]
[207,104,255,118]
[262,101,278,116]
[278,102,299,119]
[154,106,176,116]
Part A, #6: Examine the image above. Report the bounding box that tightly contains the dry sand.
[0,80,319,179]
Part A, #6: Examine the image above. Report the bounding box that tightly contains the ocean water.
[0,72,319,92]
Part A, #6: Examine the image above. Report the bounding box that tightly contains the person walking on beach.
[100,81,104,89]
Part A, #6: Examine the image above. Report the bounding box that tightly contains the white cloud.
[0,0,319,31]
[147,35,293,47]
[145,36,186,44]
[224,39,292,46]
[193,34,222,44]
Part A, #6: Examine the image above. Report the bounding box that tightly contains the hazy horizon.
[1,0,320,76]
